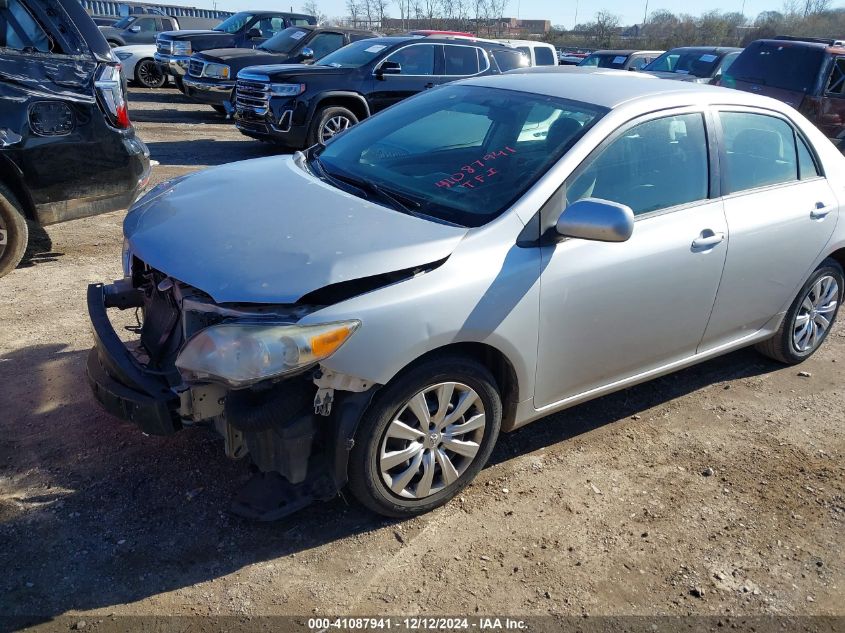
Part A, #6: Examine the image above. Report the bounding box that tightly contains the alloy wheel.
[793,274,839,353]
[378,382,486,499]
[319,115,352,143]
[137,60,164,88]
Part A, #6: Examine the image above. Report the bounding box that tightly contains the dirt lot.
[0,87,843,629]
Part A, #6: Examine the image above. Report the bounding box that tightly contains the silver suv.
[87,70,845,520]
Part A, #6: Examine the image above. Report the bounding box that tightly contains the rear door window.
[444,45,481,75]
[719,111,800,193]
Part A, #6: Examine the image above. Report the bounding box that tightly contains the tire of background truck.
[173,76,184,92]
[107,40,121,48]
[755,258,844,364]
[211,104,227,115]
[0,183,29,278]
[347,355,502,518]
[307,105,359,147]
[134,58,166,89]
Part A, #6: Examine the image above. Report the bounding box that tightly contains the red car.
[721,36,845,150]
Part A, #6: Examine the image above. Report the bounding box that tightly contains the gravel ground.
[0,87,843,629]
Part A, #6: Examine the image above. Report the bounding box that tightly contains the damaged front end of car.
[86,260,379,521]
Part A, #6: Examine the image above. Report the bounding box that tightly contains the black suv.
[234,35,528,148]
[154,10,316,91]
[183,26,377,113]
[0,0,150,277]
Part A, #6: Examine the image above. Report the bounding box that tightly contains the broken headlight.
[175,320,360,388]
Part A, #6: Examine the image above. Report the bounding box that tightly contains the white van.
[495,39,558,66]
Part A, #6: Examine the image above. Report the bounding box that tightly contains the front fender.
[308,91,371,121]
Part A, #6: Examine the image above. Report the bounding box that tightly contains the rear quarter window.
[534,46,556,66]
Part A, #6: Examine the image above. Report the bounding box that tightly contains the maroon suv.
[721,36,845,149]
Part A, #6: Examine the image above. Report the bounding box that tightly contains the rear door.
[817,56,845,144]
[699,108,838,351]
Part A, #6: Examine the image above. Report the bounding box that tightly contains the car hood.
[114,44,156,55]
[194,47,284,68]
[645,71,710,83]
[242,63,352,80]
[730,80,807,110]
[124,156,468,304]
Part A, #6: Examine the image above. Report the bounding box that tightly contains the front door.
[700,109,838,351]
[368,43,440,113]
[535,110,728,408]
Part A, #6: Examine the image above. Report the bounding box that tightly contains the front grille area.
[156,40,172,55]
[189,59,205,77]
[236,79,270,115]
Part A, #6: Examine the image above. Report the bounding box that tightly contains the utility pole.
[642,0,649,25]
[573,0,579,29]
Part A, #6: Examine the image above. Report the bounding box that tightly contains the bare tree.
[346,0,362,27]
[302,0,327,24]
[592,10,619,46]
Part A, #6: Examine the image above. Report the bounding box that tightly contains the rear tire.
[307,105,358,147]
[347,355,502,518]
[0,183,29,278]
[134,59,166,89]
[755,258,843,364]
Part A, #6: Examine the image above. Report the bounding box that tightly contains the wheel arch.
[384,341,521,433]
[0,155,37,223]
[308,92,370,123]
[824,246,845,278]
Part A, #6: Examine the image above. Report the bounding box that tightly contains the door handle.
[811,202,833,219]
[691,231,725,250]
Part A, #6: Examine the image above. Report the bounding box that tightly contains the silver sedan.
[87,69,845,519]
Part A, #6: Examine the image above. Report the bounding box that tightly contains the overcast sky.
[167,0,845,28]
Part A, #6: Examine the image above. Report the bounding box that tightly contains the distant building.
[380,16,551,36]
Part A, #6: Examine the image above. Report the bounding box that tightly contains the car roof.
[469,67,772,110]
[754,38,845,54]
[589,49,658,56]
[496,39,555,47]
[662,46,743,54]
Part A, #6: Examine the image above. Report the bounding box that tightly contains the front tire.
[308,105,358,146]
[755,258,843,364]
[134,59,166,89]
[0,183,29,278]
[348,356,502,518]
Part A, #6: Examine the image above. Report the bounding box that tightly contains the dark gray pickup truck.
[99,14,221,47]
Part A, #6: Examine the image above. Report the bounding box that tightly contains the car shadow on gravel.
[489,347,781,466]
[0,342,781,626]
[146,139,287,166]
[16,221,62,269]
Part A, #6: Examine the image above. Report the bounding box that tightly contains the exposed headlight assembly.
[175,320,360,388]
[172,41,192,56]
[203,63,231,79]
[269,83,306,96]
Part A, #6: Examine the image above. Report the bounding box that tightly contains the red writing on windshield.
[434,147,516,190]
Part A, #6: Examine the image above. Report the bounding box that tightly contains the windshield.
[722,42,825,93]
[260,27,310,53]
[579,52,629,69]
[312,85,605,227]
[644,50,723,77]
[214,12,255,33]
[318,39,390,68]
[113,15,136,28]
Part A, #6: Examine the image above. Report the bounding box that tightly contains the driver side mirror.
[247,28,262,39]
[376,60,401,78]
[128,25,141,32]
[299,46,314,60]
[555,198,634,242]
